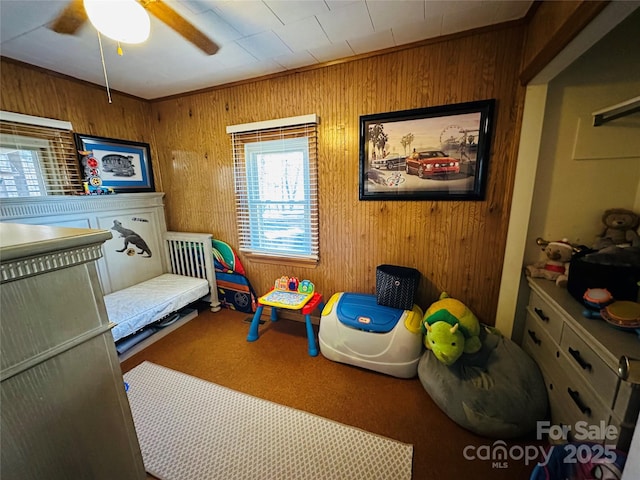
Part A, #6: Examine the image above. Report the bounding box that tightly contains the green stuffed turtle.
[422,292,482,366]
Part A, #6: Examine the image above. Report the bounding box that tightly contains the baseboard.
[118,308,199,362]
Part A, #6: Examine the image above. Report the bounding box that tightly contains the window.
[0,111,81,197]
[228,115,319,265]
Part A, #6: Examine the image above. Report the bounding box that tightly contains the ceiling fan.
[49,0,219,55]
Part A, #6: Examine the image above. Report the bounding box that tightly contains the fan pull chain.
[117,42,123,56]
[97,31,113,104]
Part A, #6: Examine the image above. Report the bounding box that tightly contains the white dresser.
[0,223,146,479]
[522,278,640,450]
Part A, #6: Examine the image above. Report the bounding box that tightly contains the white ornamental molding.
[0,244,104,283]
[0,193,165,221]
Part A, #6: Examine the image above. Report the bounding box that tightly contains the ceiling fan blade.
[141,0,219,55]
[49,0,87,35]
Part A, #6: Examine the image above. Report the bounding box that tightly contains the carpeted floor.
[122,304,543,479]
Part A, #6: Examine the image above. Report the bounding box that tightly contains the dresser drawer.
[527,290,564,343]
[560,324,618,407]
[532,345,610,432]
[1,264,107,372]
[543,367,577,432]
[556,348,611,428]
[522,311,559,369]
[543,362,611,441]
[533,339,617,446]
[536,361,587,442]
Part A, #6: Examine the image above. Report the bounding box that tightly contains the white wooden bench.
[0,193,221,360]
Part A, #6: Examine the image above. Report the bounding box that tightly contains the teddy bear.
[593,208,640,250]
[525,239,573,287]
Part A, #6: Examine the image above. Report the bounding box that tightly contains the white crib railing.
[164,232,221,312]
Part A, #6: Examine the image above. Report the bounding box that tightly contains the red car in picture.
[405,150,460,178]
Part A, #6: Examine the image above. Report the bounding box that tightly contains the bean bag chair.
[418,325,548,438]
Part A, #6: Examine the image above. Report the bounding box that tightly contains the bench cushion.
[105,273,208,341]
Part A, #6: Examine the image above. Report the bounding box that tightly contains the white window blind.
[229,115,319,263]
[0,111,81,197]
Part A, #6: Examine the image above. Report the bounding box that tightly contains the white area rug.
[124,362,413,479]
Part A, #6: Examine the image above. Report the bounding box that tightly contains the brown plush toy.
[593,208,640,250]
[525,239,573,287]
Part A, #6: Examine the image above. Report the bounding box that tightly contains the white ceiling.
[0,0,533,100]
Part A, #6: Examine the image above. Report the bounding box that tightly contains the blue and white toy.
[318,292,423,378]
[581,288,614,318]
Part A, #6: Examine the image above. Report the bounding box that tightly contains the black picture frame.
[359,99,495,201]
[74,134,155,193]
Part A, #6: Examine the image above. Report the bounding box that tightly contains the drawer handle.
[527,329,541,346]
[568,347,592,372]
[534,308,549,322]
[567,388,592,417]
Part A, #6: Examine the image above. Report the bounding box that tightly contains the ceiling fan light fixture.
[84,0,150,44]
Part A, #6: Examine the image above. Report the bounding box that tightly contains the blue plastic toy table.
[247,289,324,356]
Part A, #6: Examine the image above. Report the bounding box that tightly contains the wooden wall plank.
[0,59,153,142]
[148,23,527,324]
[1,21,527,325]
[0,59,157,186]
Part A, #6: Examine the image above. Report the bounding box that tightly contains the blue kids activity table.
[247,278,324,356]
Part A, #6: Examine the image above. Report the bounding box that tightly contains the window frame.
[228,114,319,267]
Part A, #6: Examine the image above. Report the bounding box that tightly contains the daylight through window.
[229,115,319,264]
[0,112,81,197]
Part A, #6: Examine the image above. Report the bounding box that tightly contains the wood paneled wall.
[1,22,527,325]
[149,24,527,324]
[0,59,155,166]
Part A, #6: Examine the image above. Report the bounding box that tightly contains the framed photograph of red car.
[359,99,495,201]
[74,134,154,193]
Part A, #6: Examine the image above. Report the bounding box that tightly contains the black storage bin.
[567,250,640,303]
[375,264,421,310]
